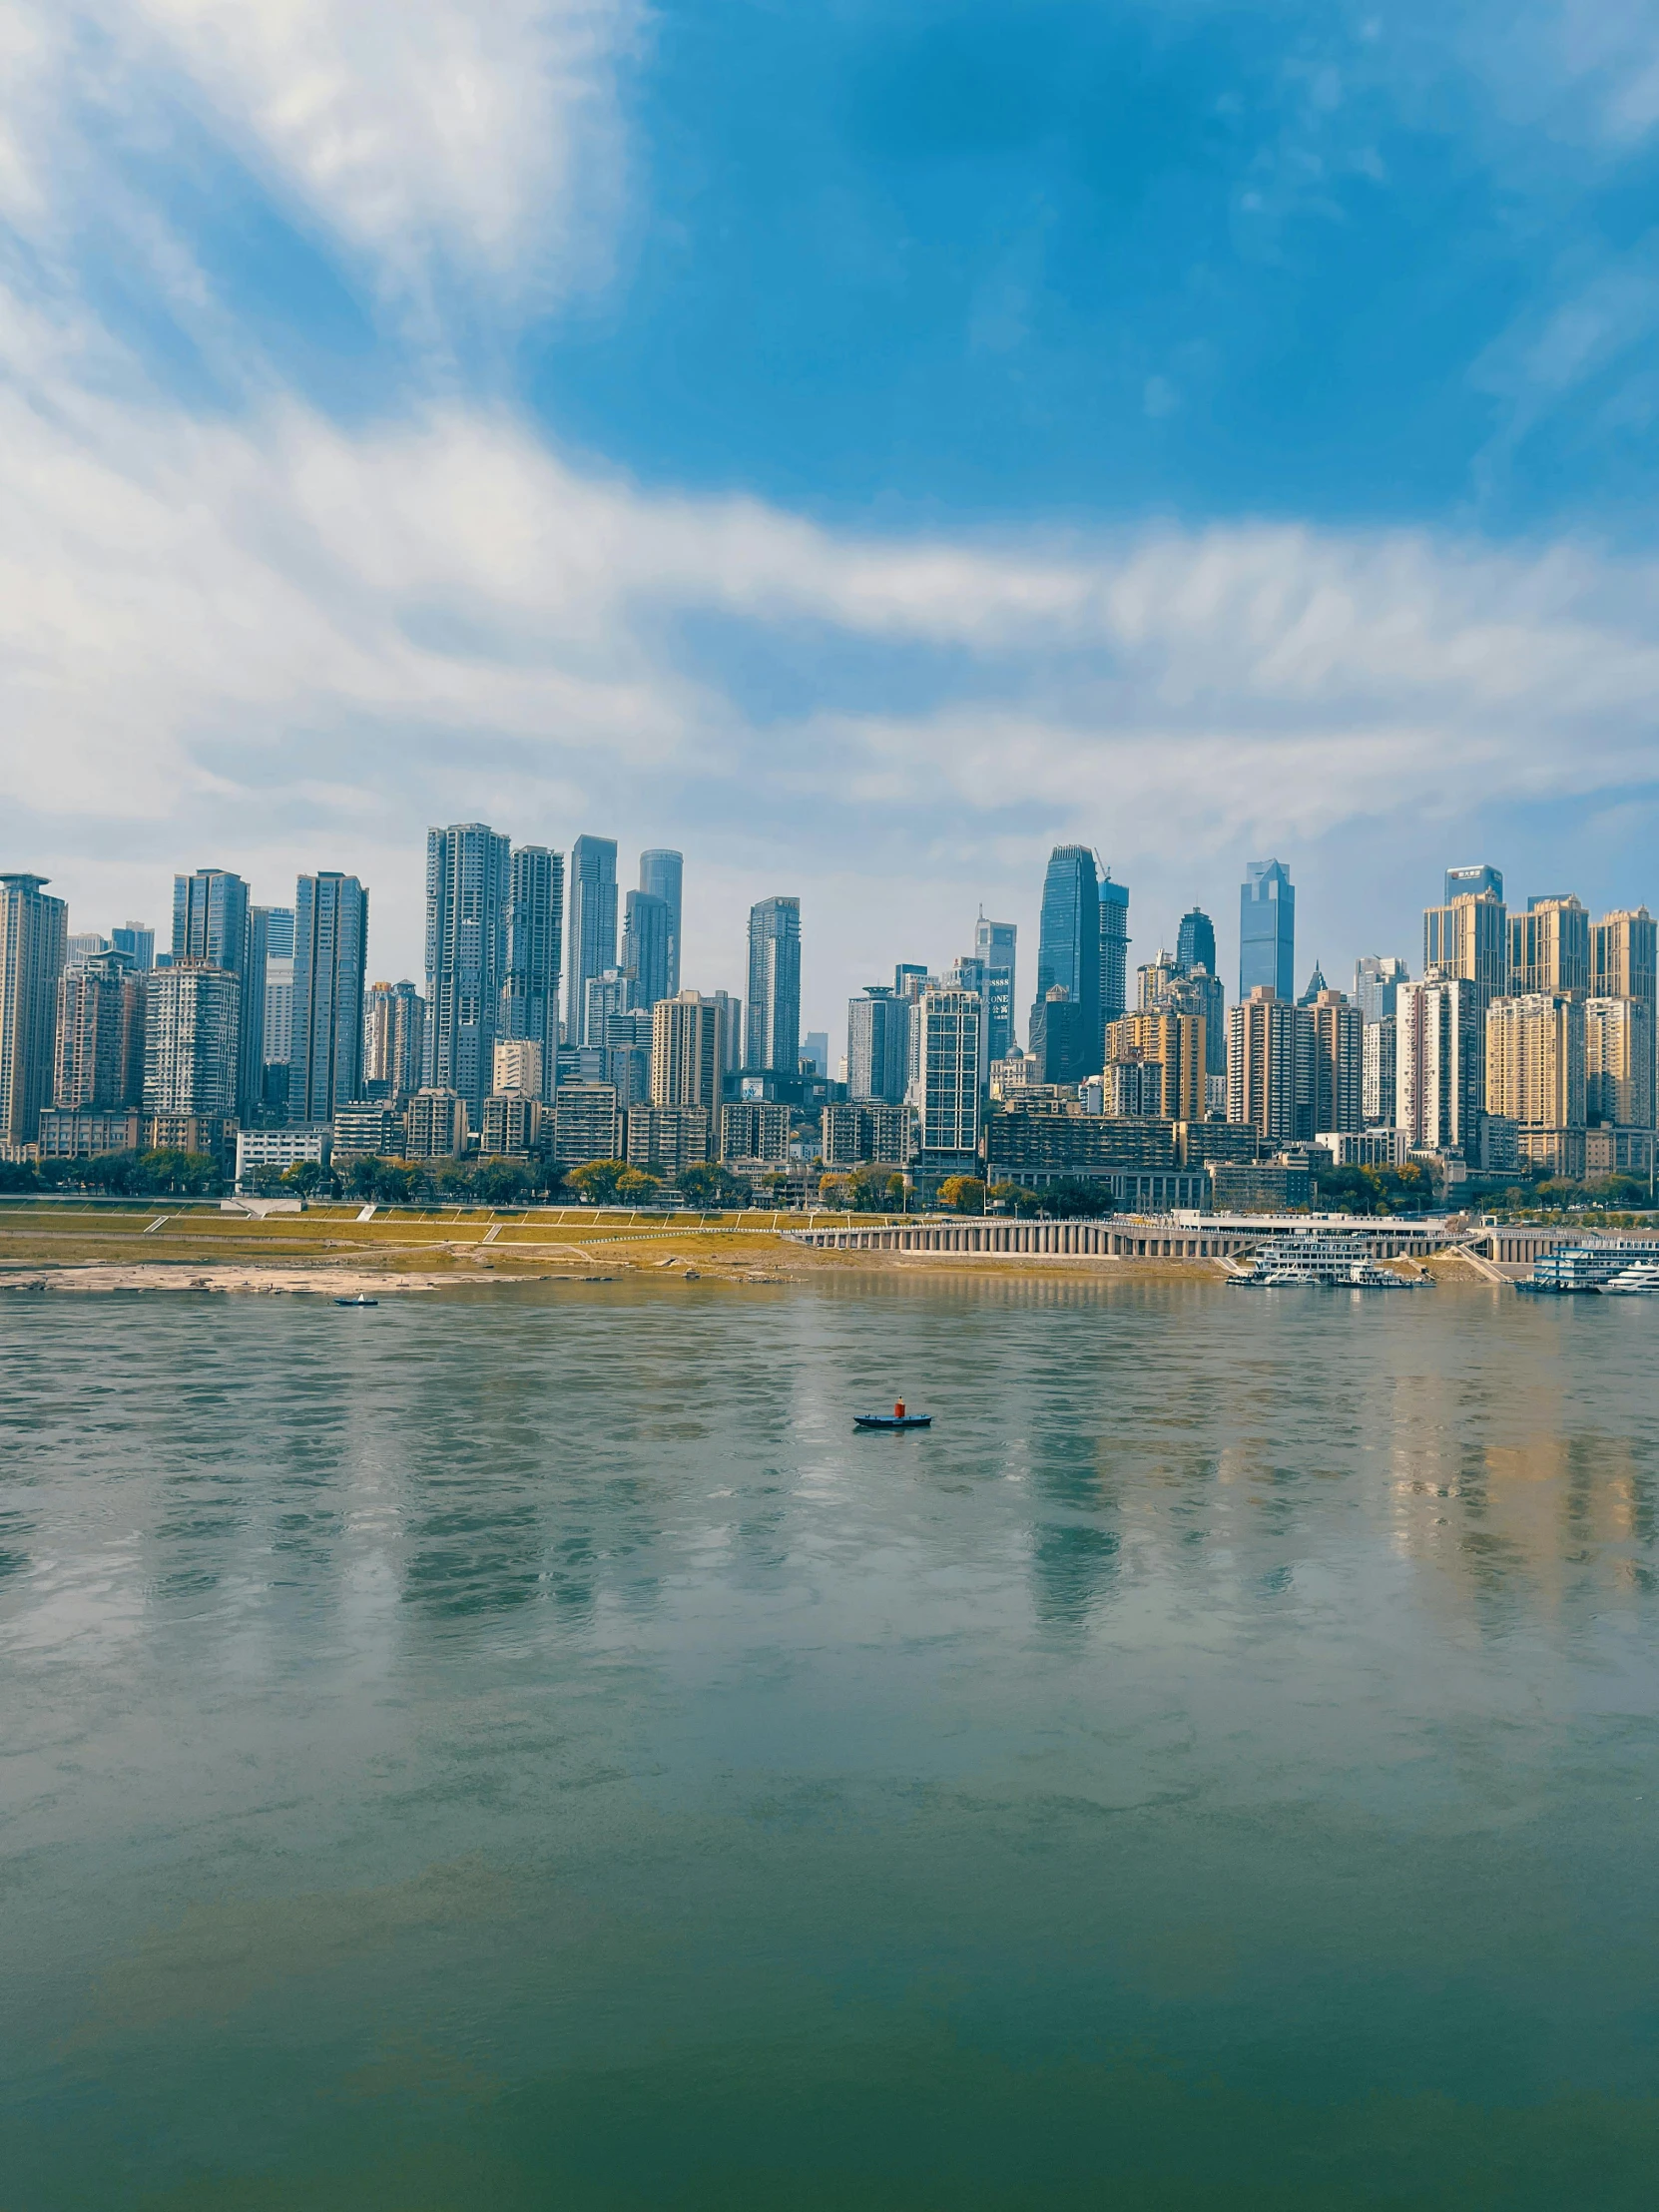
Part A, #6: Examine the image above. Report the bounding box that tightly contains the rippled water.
[6,1275,1659,2208]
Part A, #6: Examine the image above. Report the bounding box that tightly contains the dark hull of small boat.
[334,1297,378,1308]
[854,1413,931,1429]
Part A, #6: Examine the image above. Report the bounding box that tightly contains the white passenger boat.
[1601,1261,1659,1296]
[1227,1234,1426,1289]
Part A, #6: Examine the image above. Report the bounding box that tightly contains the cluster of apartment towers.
[0,839,1649,1199]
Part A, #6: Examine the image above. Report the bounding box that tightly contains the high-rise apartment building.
[479,1093,543,1159]
[1176,907,1217,978]
[143,963,241,1117]
[1354,954,1409,1026]
[0,874,67,1146]
[550,1083,622,1165]
[259,907,295,1079]
[908,986,981,1161]
[1423,891,1507,1013]
[288,872,368,1127]
[403,1087,468,1160]
[623,889,671,1011]
[821,1101,913,1169]
[973,914,1018,1061]
[1227,987,1299,1148]
[1585,998,1654,1130]
[846,986,909,1104]
[1363,1018,1396,1128]
[639,850,683,996]
[1099,876,1130,1029]
[1105,1011,1206,1123]
[1591,907,1658,1115]
[1395,977,1481,1156]
[712,991,744,1078]
[501,844,563,1100]
[722,1098,794,1166]
[651,990,728,1109]
[1035,846,1099,1046]
[111,923,156,971]
[746,896,801,1075]
[54,950,144,1110]
[1307,989,1363,1136]
[567,835,619,1046]
[425,823,511,1126]
[1239,860,1295,1002]
[1509,895,1590,999]
[173,867,263,1115]
[1485,992,1586,1174]
[583,968,632,1053]
[492,1038,543,1098]
[362,980,425,1101]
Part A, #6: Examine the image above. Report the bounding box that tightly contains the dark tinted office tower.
[1035,845,1100,1063]
[501,844,564,1101]
[1176,907,1217,978]
[623,889,671,1011]
[0,874,68,1145]
[1445,864,1503,904]
[973,915,1017,1060]
[847,987,909,1103]
[1099,876,1130,1026]
[639,850,683,995]
[1239,859,1295,1001]
[567,836,619,1046]
[173,866,262,1114]
[746,896,801,1074]
[111,923,155,970]
[289,872,368,1125]
[425,824,512,1126]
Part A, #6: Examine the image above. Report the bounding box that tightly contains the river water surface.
[6,1275,1659,2207]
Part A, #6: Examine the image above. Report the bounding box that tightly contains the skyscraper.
[111,923,156,971]
[746,896,801,1075]
[1098,875,1130,1027]
[1395,977,1481,1156]
[1307,990,1363,1135]
[0,874,68,1145]
[501,844,563,1100]
[1509,895,1590,998]
[651,990,727,1109]
[259,907,295,1079]
[1585,998,1655,1130]
[1105,1010,1205,1123]
[425,824,512,1126]
[143,963,241,1116]
[1423,891,1506,1010]
[1445,864,1503,903]
[1485,993,1587,1174]
[173,867,262,1115]
[623,889,671,1012]
[567,836,619,1046]
[54,950,144,1110]
[289,872,368,1125]
[1591,907,1658,1121]
[639,850,683,996]
[1175,907,1217,978]
[846,987,908,1104]
[1354,954,1409,1025]
[1035,846,1099,1061]
[908,986,982,1161]
[363,980,426,1101]
[973,915,1017,1061]
[1239,861,1295,1002]
[1227,987,1299,1147]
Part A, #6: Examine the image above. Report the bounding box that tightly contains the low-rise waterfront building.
[236,1124,330,1189]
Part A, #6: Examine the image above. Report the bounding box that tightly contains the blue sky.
[4,0,1659,1036]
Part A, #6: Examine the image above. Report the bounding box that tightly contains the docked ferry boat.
[1601,1260,1659,1296]
[1227,1234,1426,1290]
[1520,1241,1659,1294]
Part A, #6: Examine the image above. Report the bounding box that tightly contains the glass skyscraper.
[1099,875,1130,1026]
[623,889,671,1011]
[501,844,564,1101]
[1035,845,1099,1045]
[1239,859,1295,1002]
[173,866,263,1117]
[289,872,368,1125]
[973,914,1017,1060]
[567,836,619,1047]
[746,895,801,1075]
[425,823,512,1126]
[1176,907,1217,977]
[638,850,683,996]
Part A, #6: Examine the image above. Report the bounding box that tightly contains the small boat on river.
[334,1294,379,1308]
[855,1400,932,1430]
